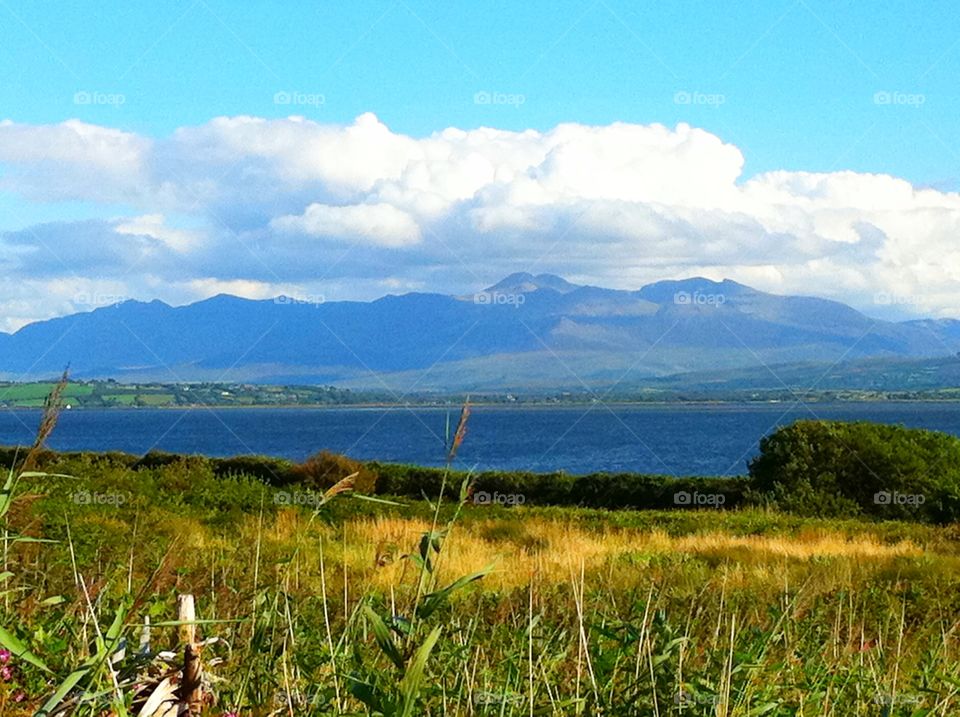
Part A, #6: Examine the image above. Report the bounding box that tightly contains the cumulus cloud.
[1,112,960,331]
[272,202,422,247]
[0,119,150,203]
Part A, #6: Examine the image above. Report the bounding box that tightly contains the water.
[2,402,960,476]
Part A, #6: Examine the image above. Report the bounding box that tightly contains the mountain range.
[2,273,959,391]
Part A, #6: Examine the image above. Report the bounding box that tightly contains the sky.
[1,0,960,331]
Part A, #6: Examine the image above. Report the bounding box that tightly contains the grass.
[0,387,958,714]
[99,393,137,405]
[0,383,94,401]
[133,393,176,406]
[0,458,957,715]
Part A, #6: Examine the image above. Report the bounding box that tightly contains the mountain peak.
[484,272,580,295]
[636,276,757,304]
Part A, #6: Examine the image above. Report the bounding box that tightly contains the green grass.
[0,450,958,715]
[5,398,45,407]
[134,393,175,405]
[0,382,94,400]
[99,393,137,405]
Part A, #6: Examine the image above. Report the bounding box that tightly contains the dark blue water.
[1,402,959,476]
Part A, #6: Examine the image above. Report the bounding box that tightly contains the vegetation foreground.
[0,389,959,714]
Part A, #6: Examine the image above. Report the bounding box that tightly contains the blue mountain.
[1,275,957,389]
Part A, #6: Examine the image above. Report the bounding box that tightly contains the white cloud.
[1,113,960,326]
[0,119,149,203]
[114,214,199,252]
[272,202,422,247]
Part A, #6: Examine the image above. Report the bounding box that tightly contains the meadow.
[0,392,958,715]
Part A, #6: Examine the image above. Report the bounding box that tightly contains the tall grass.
[0,386,958,714]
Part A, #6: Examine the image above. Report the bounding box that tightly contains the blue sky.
[2,0,958,183]
[2,0,960,330]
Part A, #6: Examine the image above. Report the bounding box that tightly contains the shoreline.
[5,396,960,411]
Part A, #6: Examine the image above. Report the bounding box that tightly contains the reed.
[0,387,958,714]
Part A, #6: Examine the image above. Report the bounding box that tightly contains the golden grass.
[341,516,925,592]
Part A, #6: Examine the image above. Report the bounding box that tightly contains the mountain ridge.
[1,274,957,389]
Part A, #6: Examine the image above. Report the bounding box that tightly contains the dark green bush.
[749,420,960,523]
[211,454,296,485]
[0,446,140,472]
[12,418,960,524]
[369,462,745,510]
[133,449,210,472]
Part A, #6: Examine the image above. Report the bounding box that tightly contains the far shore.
[5,396,960,411]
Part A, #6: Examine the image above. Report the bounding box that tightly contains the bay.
[1,401,959,476]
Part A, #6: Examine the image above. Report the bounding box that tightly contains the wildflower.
[1,665,14,681]
[0,649,10,664]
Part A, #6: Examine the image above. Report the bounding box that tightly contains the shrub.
[291,450,378,494]
[211,454,296,485]
[749,420,960,523]
[369,462,745,510]
[133,450,210,472]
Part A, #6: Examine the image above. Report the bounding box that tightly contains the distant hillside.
[646,355,960,394]
[2,273,959,390]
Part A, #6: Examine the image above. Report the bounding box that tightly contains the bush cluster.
[372,462,745,510]
[748,420,960,523]
[3,419,960,523]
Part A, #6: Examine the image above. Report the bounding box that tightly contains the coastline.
[5,396,960,411]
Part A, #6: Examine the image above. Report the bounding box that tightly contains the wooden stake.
[176,594,204,715]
